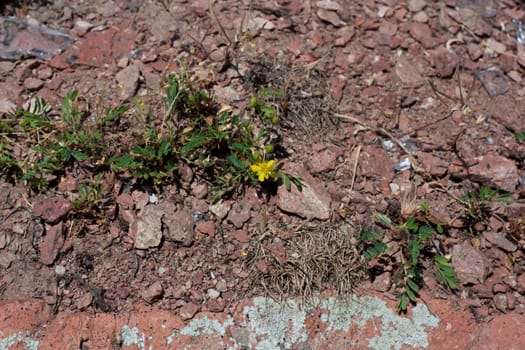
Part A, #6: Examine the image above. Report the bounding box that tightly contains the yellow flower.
[250,160,278,182]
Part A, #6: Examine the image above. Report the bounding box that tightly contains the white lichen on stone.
[158,295,439,350]
[320,295,366,330]
[242,296,308,350]
[320,296,440,350]
[180,315,233,337]
[120,325,145,349]
[166,329,179,346]
[0,331,39,350]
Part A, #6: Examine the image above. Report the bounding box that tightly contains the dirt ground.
[1,0,525,348]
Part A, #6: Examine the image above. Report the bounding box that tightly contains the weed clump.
[358,193,458,313]
[0,70,299,205]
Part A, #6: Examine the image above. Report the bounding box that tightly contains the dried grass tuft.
[244,219,367,306]
[245,59,338,139]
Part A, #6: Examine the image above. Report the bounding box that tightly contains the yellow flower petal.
[251,160,278,182]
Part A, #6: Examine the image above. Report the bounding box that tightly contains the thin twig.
[208,0,232,46]
[430,181,466,204]
[350,145,360,194]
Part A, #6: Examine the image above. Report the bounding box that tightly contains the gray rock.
[317,10,345,27]
[451,241,491,285]
[310,146,343,173]
[39,222,65,265]
[408,0,426,12]
[431,47,458,78]
[483,231,517,252]
[131,205,163,249]
[516,273,525,293]
[210,200,232,220]
[76,293,93,310]
[476,66,509,97]
[98,0,121,17]
[179,302,200,320]
[227,200,252,228]
[0,99,16,114]
[213,85,241,104]
[470,154,519,192]
[493,294,508,313]
[33,196,72,224]
[371,271,392,292]
[207,288,220,299]
[141,281,163,304]
[276,164,331,220]
[148,8,174,43]
[316,0,342,11]
[163,208,194,246]
[116,63,140,100]
[191,182,208,199]
[23,78,45,91]
[395,54,425,86]
[74,20,94,35]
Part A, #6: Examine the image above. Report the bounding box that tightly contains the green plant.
[461,186,511,221]
[109,73,299,201]
[1,70,299,205]
[109,128,179,184]
[0,141,18,174]
[17,92,114,189]
[15,96,52,132]
[515,131,525,142]
[249,88,285,125]
[2,93,129,190]
[178,107,299,202]
[163,73,212,124]
[72,174,104,213]
[358,207,457,313]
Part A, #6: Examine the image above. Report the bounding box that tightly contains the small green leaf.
[71,150,88,161]
[434,255,448,264]
[132,146,155,159]
[404,217,418,232]
[109,154,134,169]
[435,255,458,289]
[406,278,420,293]
[230,143,247,153]
[181,135,207,153]
[418,225,434,240]
[105,105,128,122]
[157,141,172,158]
[406,287,418,302]
[283,174,291,190]
[494,193,512,205]
[358,230,375,241]
[228,155,247,169]
[407,239,421,265]
[374,213,392,227]
[291,176,302,188]
[397,294,408,312]
[363,242,387,261]
[257,88,286,97]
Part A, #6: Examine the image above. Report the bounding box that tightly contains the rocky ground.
[0,0,525,349]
